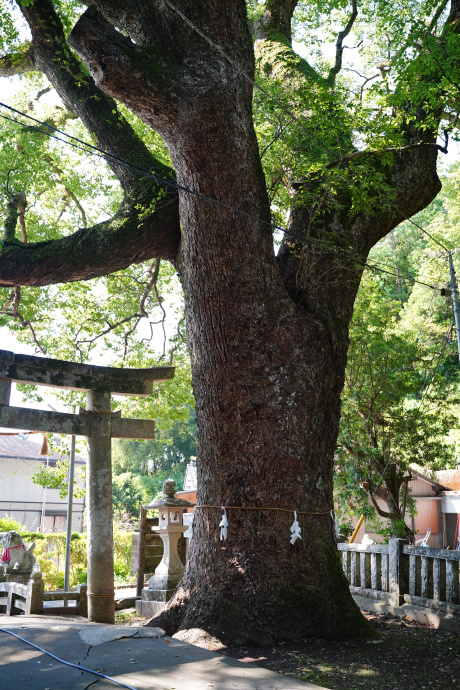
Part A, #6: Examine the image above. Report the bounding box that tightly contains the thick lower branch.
[0,192,180,287]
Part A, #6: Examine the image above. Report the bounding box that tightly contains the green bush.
[113,525,134,583]
[0,514,25,532]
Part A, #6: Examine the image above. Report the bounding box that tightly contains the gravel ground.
[218,613,459,690]
[117,609,459,689]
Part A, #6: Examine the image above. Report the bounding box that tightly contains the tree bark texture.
[1,0,455,642]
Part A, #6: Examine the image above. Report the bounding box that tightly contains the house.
[0,434,85,532]
[350,468,460,548]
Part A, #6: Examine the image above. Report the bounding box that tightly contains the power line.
[406,217,450,253]
[0,101,441,293]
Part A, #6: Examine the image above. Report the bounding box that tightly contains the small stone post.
[86,390,115,624]
[25,571,45,615]
[389,538,408,607]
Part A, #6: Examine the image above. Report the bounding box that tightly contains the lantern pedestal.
[147,524,188,594]
[136,479,194,618]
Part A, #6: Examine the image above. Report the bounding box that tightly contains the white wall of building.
[0,457,85,532]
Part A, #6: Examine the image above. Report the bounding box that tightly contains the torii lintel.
[0,349,174,397]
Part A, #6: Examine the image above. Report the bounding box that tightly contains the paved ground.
[0,613,326,690]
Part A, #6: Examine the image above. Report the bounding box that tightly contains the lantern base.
[135,599,166,617]
[142,586,176,602]
[148,572,183,591]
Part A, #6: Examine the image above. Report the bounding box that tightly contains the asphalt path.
[0,614,326,690]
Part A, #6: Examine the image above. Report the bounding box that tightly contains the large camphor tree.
[0,0,459,642]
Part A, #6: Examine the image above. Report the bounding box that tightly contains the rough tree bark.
[0,0,457,642]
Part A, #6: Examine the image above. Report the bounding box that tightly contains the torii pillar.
[0,349,174,624]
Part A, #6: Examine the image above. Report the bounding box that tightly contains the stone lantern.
[138,478,194,615]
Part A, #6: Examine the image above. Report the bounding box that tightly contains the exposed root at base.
[172,628,224,649]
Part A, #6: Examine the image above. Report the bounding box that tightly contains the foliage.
[111,404,197,516]
[32,532,87,590]
[335,175,460,535]
[30,436,86,499]
[0,514,25,532]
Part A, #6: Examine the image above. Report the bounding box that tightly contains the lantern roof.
[143,478,195,509]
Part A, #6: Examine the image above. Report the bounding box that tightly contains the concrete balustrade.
[338,539,460,630]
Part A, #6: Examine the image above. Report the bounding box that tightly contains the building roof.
[410,468,450,492]
[0,434,85,464]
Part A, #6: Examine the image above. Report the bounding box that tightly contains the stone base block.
[142,587,175,602]
[136,599,166,617]
[148,574,181,591]
[115,595,141,611]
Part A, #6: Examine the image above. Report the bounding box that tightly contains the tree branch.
[327,0,358,86]
[365,486,392,519]
[2,192,27,243]
[0,0,182,286]
[68,6,179,139]
[17,0,173,192]
[43,156,87,227]
[0,192,180,287]
[254,0,299,43]
[325,139,447,170]
[0,46,34,77]
[1,286,46,354]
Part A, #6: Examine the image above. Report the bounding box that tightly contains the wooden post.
[86,389,115,624]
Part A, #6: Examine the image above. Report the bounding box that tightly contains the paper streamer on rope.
[290,510,302,545]
[331,510,340,540]
[219,506,228,541]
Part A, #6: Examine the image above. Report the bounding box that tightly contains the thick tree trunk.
[67,0,370,642]
[164,79,366,642]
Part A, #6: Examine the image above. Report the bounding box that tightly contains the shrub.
[0,514,25,532]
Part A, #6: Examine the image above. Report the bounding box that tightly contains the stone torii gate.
[0,349,174,624]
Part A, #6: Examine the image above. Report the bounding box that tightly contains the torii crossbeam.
[0,349,174,624]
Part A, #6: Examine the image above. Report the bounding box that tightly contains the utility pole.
[64,434,76,605]
[448,251,460,367]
